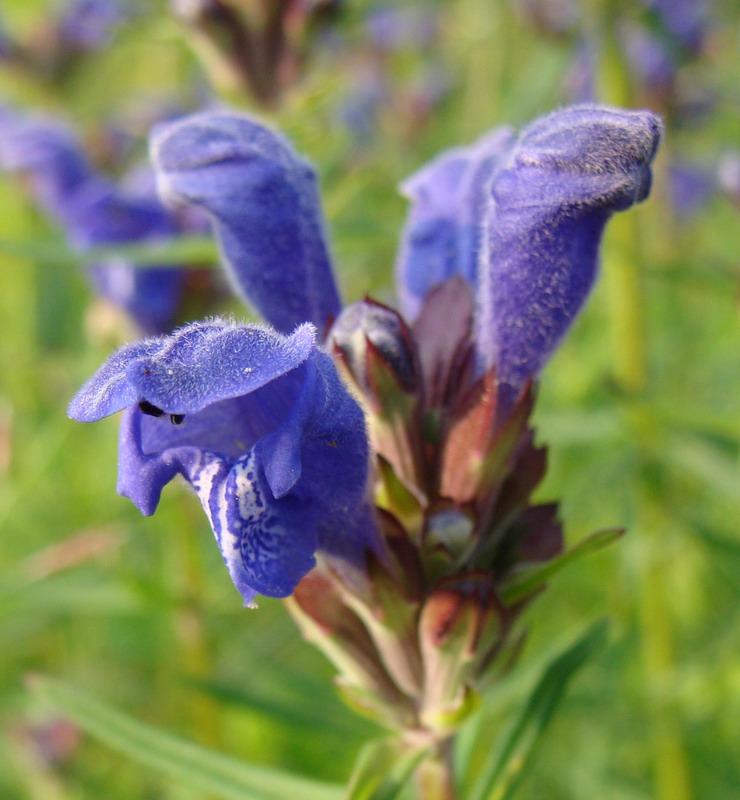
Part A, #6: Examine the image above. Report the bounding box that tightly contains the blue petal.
[110,344,374,602]
[127,321,316,414]
[197,449,318,600]
[116,411,316,601]
[116,406,181,515]
[68,319,316,422]
[396,126,514,319]
[150,111,342,335]
[475,104,662,390]
[68,337,167,422]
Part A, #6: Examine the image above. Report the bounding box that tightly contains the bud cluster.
[288,281,560,742]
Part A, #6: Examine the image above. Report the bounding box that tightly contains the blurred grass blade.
[344,737,431,800]
[31,676,343,800]
[192,677,372,739]
[500,529,624,605]
[0,236,219,267]
[468,620,608,800]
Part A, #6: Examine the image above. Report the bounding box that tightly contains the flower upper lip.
[68,321,317,421]
[150,112,298,175]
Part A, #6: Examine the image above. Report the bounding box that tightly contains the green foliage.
[31,677,344,800]
[345,738,431,800]
[466,621,609,800]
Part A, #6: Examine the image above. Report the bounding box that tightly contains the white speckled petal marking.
[186,449,317,600]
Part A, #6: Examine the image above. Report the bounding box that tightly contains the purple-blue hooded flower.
[396,126,515,320]
[475,105,662,390]
[396,105,661,393]
[0,111,186,334]
[150,112,342,336]
[68,319,375,605]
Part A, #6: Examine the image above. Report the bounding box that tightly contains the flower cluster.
[69,103,661,731]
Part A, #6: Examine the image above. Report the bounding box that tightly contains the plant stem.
[593,0,649,394]
[415,738,457,800]
[603,212,648,393]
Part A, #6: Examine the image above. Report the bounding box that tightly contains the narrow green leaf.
[192,677,371,739]
[31,676,343,800]
[500,528,624,606]
[344,737,431,800]
[86,236,220,266]
[467,620,609,800]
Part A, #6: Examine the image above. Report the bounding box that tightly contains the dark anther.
[139,400,164,417]
[169,414,185,426]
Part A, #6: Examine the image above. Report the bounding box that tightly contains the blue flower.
[0,111,189,334]
[68,319,376,605]
[151,112,341,336]
[396,104,662,391]
[395,126,514,320]
[475,105,661,389]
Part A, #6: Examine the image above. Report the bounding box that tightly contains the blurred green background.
[0,0,738,798]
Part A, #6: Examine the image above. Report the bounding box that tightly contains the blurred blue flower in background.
[0,110,195,334]
[57,0,130,50]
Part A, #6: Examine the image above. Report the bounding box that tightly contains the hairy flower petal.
[70,319,374,603]
[475,104,662,389]
[151,111,341,335]
[68,319,316,421]
[396,126,514,320]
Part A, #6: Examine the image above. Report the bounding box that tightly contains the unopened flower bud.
[331,299,417,395]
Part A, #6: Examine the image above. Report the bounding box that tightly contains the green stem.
[588,5,693,797]
[415,738,457,800]
[603,212,648,393]
[636,497,693,800]
[591,0,649,394]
